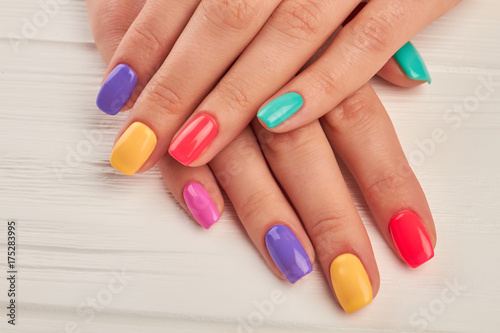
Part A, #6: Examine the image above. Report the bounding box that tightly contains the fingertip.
[110,122,157,175]
[183,181,222,230]
[378,41,432,88]
[377,58,430,88]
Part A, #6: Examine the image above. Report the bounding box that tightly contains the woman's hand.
[88,0,460,175]
[87,0,437,313]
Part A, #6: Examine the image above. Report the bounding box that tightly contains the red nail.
[169,114,217,166]
[389,210,434,268]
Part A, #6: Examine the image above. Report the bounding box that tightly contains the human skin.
[87,0,443,313]
[90,0,460,173]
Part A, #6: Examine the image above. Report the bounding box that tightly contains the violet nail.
[183,182,220,229]
[96,64,137,115]
[265,224,312,283]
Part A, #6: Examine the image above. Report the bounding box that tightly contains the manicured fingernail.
[265,225,312,284]
[110,122,156,175]
[169,114,217,166]
[257,92,303,129]
[389,210,434,268]
[97,64,138,115]
[394,42,432,83]
[330,253,373,314]
[183,182,220,229]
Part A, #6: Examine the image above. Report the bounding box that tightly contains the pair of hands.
[86,0,459,313]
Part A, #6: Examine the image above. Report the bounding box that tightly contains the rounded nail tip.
[200,222,213,230]
[342,297,373,314]
[96,96,122,115]
[198,216,220,230]
[412,74,432,84]
[97,105,121,115]
[168,149,191,166]
[409,75,431,84]
[407,250,435,268]
[168,144,195,166]
[287,265,313,284]
[109,158,136,176]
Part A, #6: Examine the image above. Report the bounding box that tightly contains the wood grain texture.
[0,0,499,332]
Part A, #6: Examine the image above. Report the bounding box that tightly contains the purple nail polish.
[265,225,312,283]
[183,182,220,229]
[96,64,137,115]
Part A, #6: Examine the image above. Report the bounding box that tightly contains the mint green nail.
[257,92,304,129]
[394,41,432,83]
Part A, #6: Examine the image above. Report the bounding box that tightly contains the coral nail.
[389,210,434,268]
[169,114,217,166]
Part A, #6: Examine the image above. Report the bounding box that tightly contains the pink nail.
[183,182,220,229]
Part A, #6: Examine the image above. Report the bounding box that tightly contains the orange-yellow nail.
[330,253,373,313]
[110,122,156,175]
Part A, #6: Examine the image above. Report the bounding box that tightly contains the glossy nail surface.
[330,253,373,314]
[257,92,303,129]
[169,114,217,166]
[183,182,220,229]
[97,64,137,115]
[394,42,432,83]
[265,225,312,284]
[110,122,156,175]
[389,210,434,268]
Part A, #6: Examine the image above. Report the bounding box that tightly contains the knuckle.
[201,0,260,31]
[128,20,163,56]
[312,66,340,96]
[308,213,351,244]
[239,189,279,220]
[91,0,131,46]
[260,125,316,155]
[144,78,184,114]
[215,79,251,110]
[348,8,399,53]
[364,169,407,199]
[93,0,123,27]
[272,0,324,40]
[325,91,375,133]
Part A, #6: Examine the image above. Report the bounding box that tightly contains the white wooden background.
[1,0,499,332]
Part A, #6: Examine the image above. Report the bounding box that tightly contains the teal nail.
[257,92,304,129]
[394,41,432,83]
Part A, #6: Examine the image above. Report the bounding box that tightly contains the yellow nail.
[330,253,373,313]
[110,122,157,175]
